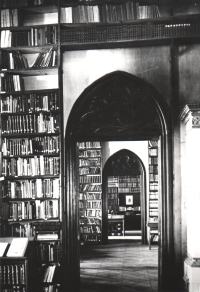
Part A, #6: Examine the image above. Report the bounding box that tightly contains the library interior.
[1,0,200,292]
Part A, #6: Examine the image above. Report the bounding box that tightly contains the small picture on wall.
[126,195,133,205]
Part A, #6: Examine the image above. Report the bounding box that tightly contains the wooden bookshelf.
[78,141,102,244]
[148,140,158,223]
[0,2,62,292]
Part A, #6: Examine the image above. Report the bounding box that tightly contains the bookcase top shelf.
[60,0,172,6]
[1,67,58,76]
[60,35,200,51]
[0,88,59,94]
[0,24,58,31]
[4,175,60,180]
[2,133,60,138]
[1,45,58,53]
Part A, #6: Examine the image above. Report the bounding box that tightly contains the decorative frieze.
[179,104,200,133]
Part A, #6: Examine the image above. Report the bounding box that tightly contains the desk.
[108,215,125,236]
[147,221,158,250]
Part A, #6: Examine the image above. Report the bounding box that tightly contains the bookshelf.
[59,0,200,48]
[78,141,102,244]
[0,237,36,292]
[0,2,62,292]
[148,140,158,248]
[148,140,158,222]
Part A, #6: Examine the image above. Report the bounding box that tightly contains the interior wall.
[62,46,171,131]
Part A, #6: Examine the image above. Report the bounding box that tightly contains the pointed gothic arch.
[102,149,147,244]
[63,71,174,291]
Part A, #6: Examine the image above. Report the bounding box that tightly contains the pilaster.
[180,104,200,292]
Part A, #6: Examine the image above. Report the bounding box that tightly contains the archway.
[102,149,147,244]
[63,71,173,291]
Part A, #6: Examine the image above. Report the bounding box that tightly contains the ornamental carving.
[72,75,161,139]
[105,150,141,176]
[192,116,200,126]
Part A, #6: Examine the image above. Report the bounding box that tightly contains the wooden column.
[180,105,200,292]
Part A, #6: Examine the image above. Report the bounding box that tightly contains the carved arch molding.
[105,150,142,176]
[64,71,174,292]
[71,74,162,140]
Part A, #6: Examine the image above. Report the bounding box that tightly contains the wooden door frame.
[63,71,174,292]
[102,149,147,244]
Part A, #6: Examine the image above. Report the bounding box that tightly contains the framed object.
[126,195,133,205]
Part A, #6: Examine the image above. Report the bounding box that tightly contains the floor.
[80,239,158,292]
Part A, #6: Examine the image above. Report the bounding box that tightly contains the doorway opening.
[63,71,173,292]
[102,147,147,244]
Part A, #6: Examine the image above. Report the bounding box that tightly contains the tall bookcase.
[148,140,158,222]
[78,141,102,244]
[0,1,62,292]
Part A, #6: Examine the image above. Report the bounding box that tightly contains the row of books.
[108,182,118,188]
[79,192,101,200]
[80,225,101,234]
[60,22,200,44]
[79,209,102,217]
[108,176,118,183]
[149,174,158,182]
[5,200,59,220]
[78,141,101,149]
[118,187,140,193]
[2,156,60,176]
[107,187,118,193]
[149,165,158,173]
[3,178,60,199]
[2,49,57,70]
[40,264,60,283]
[79,175,101,183]
[60,3,159,24]
[1,26,58,48]
[0,74,24,92]
[107,193,118,199]
[79,184,102,192]
[149,183,158,191]
[1,264,25,285]
[2,287,26,292]
[79,200,102,208]
[79,149,101,157]
[79,157,101,167]
[80,233,101,243]
[1,92,59,113]
[79,217,101,225]
[32,48,57,68]
[149,148,158,156]
[149,193,158,200]
[2,136,60,156]
[4,222,33,237]
[149,201,158,208]
[79,166,100,175]
[36,242,60,262]
[42,285,60,292]
[108,198,118,206]
[149,157,158,164]
[119,175,140,182]
[149,210,158,216]
[1,9,21,28]
[119,182,140,187]
[2,113,59,134]
[1,0,56,7]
